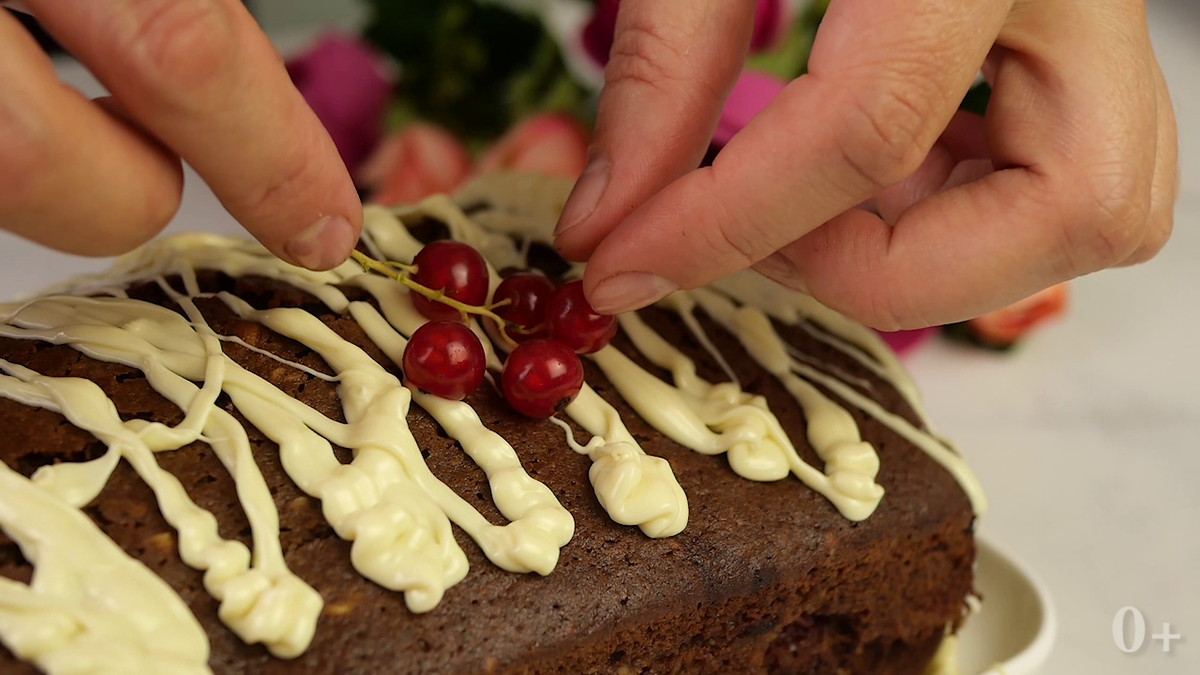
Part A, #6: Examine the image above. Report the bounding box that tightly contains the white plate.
[956,537,1057,674]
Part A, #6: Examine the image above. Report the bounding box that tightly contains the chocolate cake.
[0,174,982,674]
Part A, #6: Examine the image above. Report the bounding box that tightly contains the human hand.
[0,1,360,270]
[553,0,1178,330]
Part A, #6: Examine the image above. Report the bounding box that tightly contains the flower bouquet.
[285,0,1065,355]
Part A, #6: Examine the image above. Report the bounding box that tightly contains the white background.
[1,2,1196,673]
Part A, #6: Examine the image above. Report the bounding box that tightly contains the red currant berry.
[403,321,486,401]
[501,339,584,418]
[410,240,490,321]
[493,273,555,343]
[545,280,618,354]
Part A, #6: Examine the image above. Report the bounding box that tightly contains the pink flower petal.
[476,113,590,179]
[365,124,473,207]
[286,32,394,174]
[750,0,786,52]
[713,71,787,146]
[876,327,937,357]
[582,0,620,65]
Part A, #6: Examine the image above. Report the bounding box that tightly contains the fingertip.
[31,0,365,271]
[555,0,754,264]
[229,102,364,269]
[584,270,678,316]
[279,213,360,271]
[552,155,610,261]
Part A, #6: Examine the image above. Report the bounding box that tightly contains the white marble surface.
[1,4,1196,673]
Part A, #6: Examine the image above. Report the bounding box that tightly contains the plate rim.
[971,535,1058,675]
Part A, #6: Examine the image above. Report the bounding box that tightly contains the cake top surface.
[0,173,982,674]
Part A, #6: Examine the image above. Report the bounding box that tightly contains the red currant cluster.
[354,240,617,419]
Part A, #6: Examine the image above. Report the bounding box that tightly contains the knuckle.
[123,0,233,95]
[237,144,315,220]
[709,217,763,270]
[1126,157,1182,265]
[1124,211,1173,266]
[697,170,771,268]
[1063,165,1151,271]
[605,21,689,94]
[835,77,940,191]
[836,285,914,332]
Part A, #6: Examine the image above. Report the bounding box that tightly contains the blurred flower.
[749,0,789,52]
[876,327,937,357]
[959,284,1070,350]
[359,113,588,207]
[286,33,394,174]
[581,0,619,67]
[713,71,787,147]
[359,124,473,207]
[475,113,590,178]
[578,0,795,151]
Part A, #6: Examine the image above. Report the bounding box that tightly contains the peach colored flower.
[359,124,473,207]
[966,284,1069,348]
[475,113,591,179]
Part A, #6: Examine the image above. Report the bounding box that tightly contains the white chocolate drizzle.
[689,286,986,517]
[0,438,212,675]
[710,272,934,428]
[0,293,323,660]
[923,634,960,675]
[0,178,983,672]
[552,389,689,538]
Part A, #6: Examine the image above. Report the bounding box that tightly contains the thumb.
[551,0,755,262]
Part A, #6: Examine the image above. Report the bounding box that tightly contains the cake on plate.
[0,174,983,674]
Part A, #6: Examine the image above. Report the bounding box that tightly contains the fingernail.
[284,215,357,270]
[752,252,809,294]
[589,272,678,314]
[555,156,610,237]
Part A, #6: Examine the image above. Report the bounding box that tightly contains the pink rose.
[475,113,590,179]
[581,0,620,67]
[876,327,937,357]
[749,0,788,52]
[713,71,788,147]
[286,33,394,174]
[358,124,473,207]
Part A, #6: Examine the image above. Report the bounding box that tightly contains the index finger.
[26,0,361,270]
[580,0,1009,313]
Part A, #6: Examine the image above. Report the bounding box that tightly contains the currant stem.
[384,260,418,274]
[351,250,518,347]
[510,322,545,336]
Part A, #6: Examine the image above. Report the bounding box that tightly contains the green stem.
[350,250,518,346]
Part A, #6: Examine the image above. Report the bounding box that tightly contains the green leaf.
[507,34,590,123]
[744,0,828,79]
[959,81,992,116]
[362,0,551,143]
